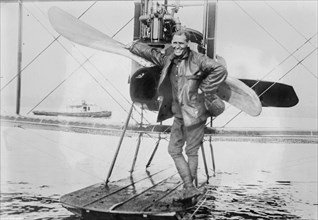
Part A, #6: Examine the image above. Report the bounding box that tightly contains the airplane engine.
[130,66,161,111]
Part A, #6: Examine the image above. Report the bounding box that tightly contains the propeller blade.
[239,79,299,108]
[218,77,262,116]
[48,7,261,116]
[48,6,153,67]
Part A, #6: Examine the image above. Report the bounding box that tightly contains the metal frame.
[105,103,134,185]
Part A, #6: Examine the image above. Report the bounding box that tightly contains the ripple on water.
[184,181,316,220]
[0,181,78,220]
[1,179,316,219]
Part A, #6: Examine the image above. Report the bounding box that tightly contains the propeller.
[48,6,153,67]
[48,6,261,116]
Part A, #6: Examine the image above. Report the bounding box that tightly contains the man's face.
[171,34,188,56]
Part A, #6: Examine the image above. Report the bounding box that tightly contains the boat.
[33,101,112,118]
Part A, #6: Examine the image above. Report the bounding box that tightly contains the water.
[185,180,317,219]
[1,126,317,219]
[1,190,72,220]
[1,178,316,219]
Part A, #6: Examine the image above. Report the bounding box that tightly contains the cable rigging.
[24,3,161,144]
[222,46,317,128]
[209,32,317,128]
[0,1,98,91]
[22,3,139,122]
[214,2,317,127]
[2,2,316,131]
[32,3,149,122]
[2,2,153,125]
[233,1,317,79]
[26,56,92,115]
[265,1,317,49]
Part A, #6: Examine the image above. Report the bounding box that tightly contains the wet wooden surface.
[60,166,207,219]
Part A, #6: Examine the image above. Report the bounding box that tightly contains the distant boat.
[33,101,112,118]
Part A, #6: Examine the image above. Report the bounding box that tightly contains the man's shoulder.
[189,49,208,62]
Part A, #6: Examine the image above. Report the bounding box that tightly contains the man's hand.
[204,93,225,117]
[124,42,134,49]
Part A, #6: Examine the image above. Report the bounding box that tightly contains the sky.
[0,0,317,130]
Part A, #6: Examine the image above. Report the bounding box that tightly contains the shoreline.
[1,114,317,144]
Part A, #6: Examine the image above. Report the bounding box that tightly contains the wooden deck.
[60,167,208,220]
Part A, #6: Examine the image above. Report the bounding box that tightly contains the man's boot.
[188,155,198,186]
[173,156,201,200]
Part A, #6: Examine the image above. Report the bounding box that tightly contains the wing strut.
[105,103,134,185]
[203,0,218,59]
[16,0,23,114]
[203,0,218,178]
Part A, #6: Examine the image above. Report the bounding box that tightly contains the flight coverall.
[129,42,227,189]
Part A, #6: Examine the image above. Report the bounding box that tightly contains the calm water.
[1,126,317,219]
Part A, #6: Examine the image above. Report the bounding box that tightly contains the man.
[128,30,227,200]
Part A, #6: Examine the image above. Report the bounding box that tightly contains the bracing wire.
[248,33,318,89]
[233,1,317,79]
[207,33,317,128]
[7,3,134,123]
[11,3,152,125]
[209,1,317,127]
[260,47,317,97]
[0,1,98,91]
[26,56,92,115]
[226,34,317,117]
[265,1,317,49]
[21,4,136,121]
[1,36,60,91]
[77,1,98,19]
[111,16,134,38]
[32,3,147,120]
[222,47,317,128]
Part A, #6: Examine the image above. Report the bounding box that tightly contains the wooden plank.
[145,178,208,213]
[114,177,182,212]
[85,170,178,212]
[60,167,175,208]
